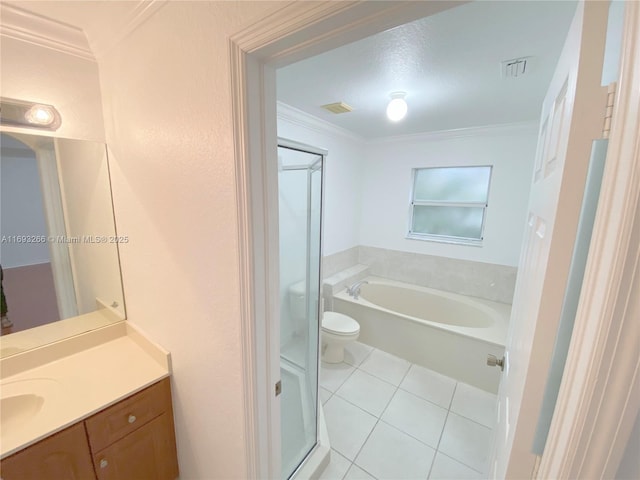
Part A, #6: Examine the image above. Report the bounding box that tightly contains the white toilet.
[288,281,360,363]
[321,311,360,363]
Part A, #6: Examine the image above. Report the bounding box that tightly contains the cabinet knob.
[128,414,137,424]
[100,459,108,469]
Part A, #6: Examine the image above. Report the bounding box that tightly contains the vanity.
[0,321,178,479]
[0,8,181,476]
[0,129,179,478]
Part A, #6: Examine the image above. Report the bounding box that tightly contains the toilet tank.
[288,280,306,320]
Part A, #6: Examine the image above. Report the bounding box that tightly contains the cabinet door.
[0,423,96,480]
[93,413,178,480]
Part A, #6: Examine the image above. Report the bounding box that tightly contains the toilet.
[288,281,360,363]
[321,311,360,363]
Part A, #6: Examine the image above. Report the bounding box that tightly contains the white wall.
[55,138,124,317]
[359,127,538,267]
[277,104,365,256]
[277,106,536,268]
[96,2,285,478]
[0,37,105,143]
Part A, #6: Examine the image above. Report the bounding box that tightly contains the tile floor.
[318,342,497,480]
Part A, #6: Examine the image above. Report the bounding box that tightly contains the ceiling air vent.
[321,102,353,114]
[501,57,531,79]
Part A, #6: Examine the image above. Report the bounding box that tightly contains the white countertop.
[0,322,170,458]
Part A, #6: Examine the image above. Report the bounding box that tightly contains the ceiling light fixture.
[386,92,408,122]
[0,98,61,130]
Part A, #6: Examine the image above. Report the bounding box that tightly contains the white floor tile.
[320,387,333,405]
[324,395,378,461]
[336,369,397,417]
[344,464,377,480]
[450,382,497,428]
[429,452,484,480]
[438,413,492,474]
[344,341,374,367]
[359,349,411,386]
[321,362,356,393]
[355,422,436,480]
[400,364,457,409]
[319,449,352,480]
[381,389,448,448]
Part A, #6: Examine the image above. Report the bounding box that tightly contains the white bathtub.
[333,277,510,393]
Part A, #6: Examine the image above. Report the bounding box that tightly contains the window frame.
[407,165,493,246]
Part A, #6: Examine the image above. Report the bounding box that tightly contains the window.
[408,166,492,244]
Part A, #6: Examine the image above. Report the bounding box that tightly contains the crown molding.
[0,1,167,62]
[277,101,366,144]
[90,0,167,59]
[369,121,539,144]
[277,100,538,145]
[0,3,93,61]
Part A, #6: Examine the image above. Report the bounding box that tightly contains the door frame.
[537,2,640,478]
[229,1,640,478]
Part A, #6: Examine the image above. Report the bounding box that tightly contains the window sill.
[406,233,484,247]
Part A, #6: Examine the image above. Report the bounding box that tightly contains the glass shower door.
[277,140,324,479]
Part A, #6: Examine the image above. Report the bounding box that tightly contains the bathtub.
[333,277,510,393]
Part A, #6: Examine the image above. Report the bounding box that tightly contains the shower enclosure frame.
[277,137,328,479]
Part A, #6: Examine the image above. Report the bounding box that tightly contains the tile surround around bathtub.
[322,263,370,311]
[323,246,360,278]
[323,246,517,304]
[358,246,516,304]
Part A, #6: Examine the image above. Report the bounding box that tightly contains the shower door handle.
[487,354,505,371]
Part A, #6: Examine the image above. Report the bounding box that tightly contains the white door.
[491,2,610,478]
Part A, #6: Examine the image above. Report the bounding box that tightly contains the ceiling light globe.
[386,97,407,122]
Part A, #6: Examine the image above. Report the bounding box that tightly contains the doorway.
[229,1,637,479]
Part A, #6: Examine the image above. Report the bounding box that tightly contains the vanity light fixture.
[386,91,408,122]
[0,98,61,130]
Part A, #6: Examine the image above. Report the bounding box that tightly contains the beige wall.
[97,2,284,478]
[0,37,105,142]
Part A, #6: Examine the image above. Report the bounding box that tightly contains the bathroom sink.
[1,378,60,437]
[1,394,45,431]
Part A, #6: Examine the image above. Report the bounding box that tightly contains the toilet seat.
[322,312,360,336]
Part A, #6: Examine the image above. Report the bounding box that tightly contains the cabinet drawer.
[85,378,171,452]
[93,413,179,480]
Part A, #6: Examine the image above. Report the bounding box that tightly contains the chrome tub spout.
[346,280,369,300]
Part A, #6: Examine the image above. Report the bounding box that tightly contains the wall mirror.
[0,131,125,358]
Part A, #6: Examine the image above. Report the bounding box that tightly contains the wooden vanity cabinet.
[87,378,179,480]
[0,378,178,480]
[0,423,96,480]
[91,413,177,480]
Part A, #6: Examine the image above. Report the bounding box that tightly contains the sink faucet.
[346,280,369,300]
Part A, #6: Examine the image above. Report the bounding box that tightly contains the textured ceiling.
[277,1,578,139]
[8,1,577,140]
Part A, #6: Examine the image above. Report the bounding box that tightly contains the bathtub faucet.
[346,280,369,300]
